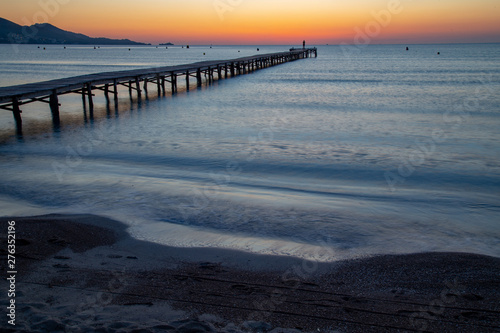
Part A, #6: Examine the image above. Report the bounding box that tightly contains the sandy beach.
[0,214,499,333]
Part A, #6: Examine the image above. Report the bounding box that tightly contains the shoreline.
[1,214,499,332]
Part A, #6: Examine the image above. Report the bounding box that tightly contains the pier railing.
[0,47,317,135]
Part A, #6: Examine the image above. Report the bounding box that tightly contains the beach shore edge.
[1,214,499,332]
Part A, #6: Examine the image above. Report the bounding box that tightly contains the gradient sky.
[2,0,499,45]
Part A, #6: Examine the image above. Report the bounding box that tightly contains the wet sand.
[0,214,499,332]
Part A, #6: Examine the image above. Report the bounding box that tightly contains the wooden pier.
[0,48,317,135]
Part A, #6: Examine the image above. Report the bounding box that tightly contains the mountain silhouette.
[0,17,148,45]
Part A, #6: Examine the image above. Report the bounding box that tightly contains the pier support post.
[196,68,202,87]
[127,80,132,98]
[143,79,148,97]
[161,77,166,95]
[113,79,118,103]
[49,90,60,128]
[156,74,162,96]
[12,98,22,136]
[82,87,87,109]
[186,70,190,91]
[135,77,142,99]
[104,84,110,104]
[171,73,177,94]
[230,62,235,77]
[86,83,94,115]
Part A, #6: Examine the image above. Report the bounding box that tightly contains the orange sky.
[2,0,499,44]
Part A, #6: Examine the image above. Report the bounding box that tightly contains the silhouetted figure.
[303,40,306,49]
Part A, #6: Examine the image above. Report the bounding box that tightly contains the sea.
[0,43,499,262]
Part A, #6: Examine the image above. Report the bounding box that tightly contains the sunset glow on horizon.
[2,0,500,45]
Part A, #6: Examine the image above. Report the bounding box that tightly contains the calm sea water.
[0,43,499,261]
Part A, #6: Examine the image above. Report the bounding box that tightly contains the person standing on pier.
[303,40,306,49]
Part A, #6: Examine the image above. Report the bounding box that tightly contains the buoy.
[257,48,260,51]
[406,47,409,51]
[437,52,440,55]
[203,53,205,55]
[129,48,131,51]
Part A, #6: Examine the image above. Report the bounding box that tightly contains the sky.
[2,0,500,45]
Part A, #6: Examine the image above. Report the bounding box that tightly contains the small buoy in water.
[128,48,131,51]
[238,50,240,52]
[406,47,409,51]
[38,46,40,48]
[257,48,260,51]
[43,47,46,50]
[203,52,205,55]
[94,46,96,49]
[64,46,66,49]
[437,52,440,55]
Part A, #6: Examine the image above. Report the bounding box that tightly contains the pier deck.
[0,48,317,135]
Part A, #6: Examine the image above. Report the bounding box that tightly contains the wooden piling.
[207,67,212,85]
[156,74,161,96]
[113,79,118,103]
[171,73,177,94]
[12,98,22,135]
[161,77,166,95]
[81,88,87,109]
[186,70,190,91]
[104,84,110,103]
[135,78,142,99]
[49,90,60,127]
[196,69,202,87]
[86,83,94,114]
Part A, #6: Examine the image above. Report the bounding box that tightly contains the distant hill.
[0,17,149,45]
